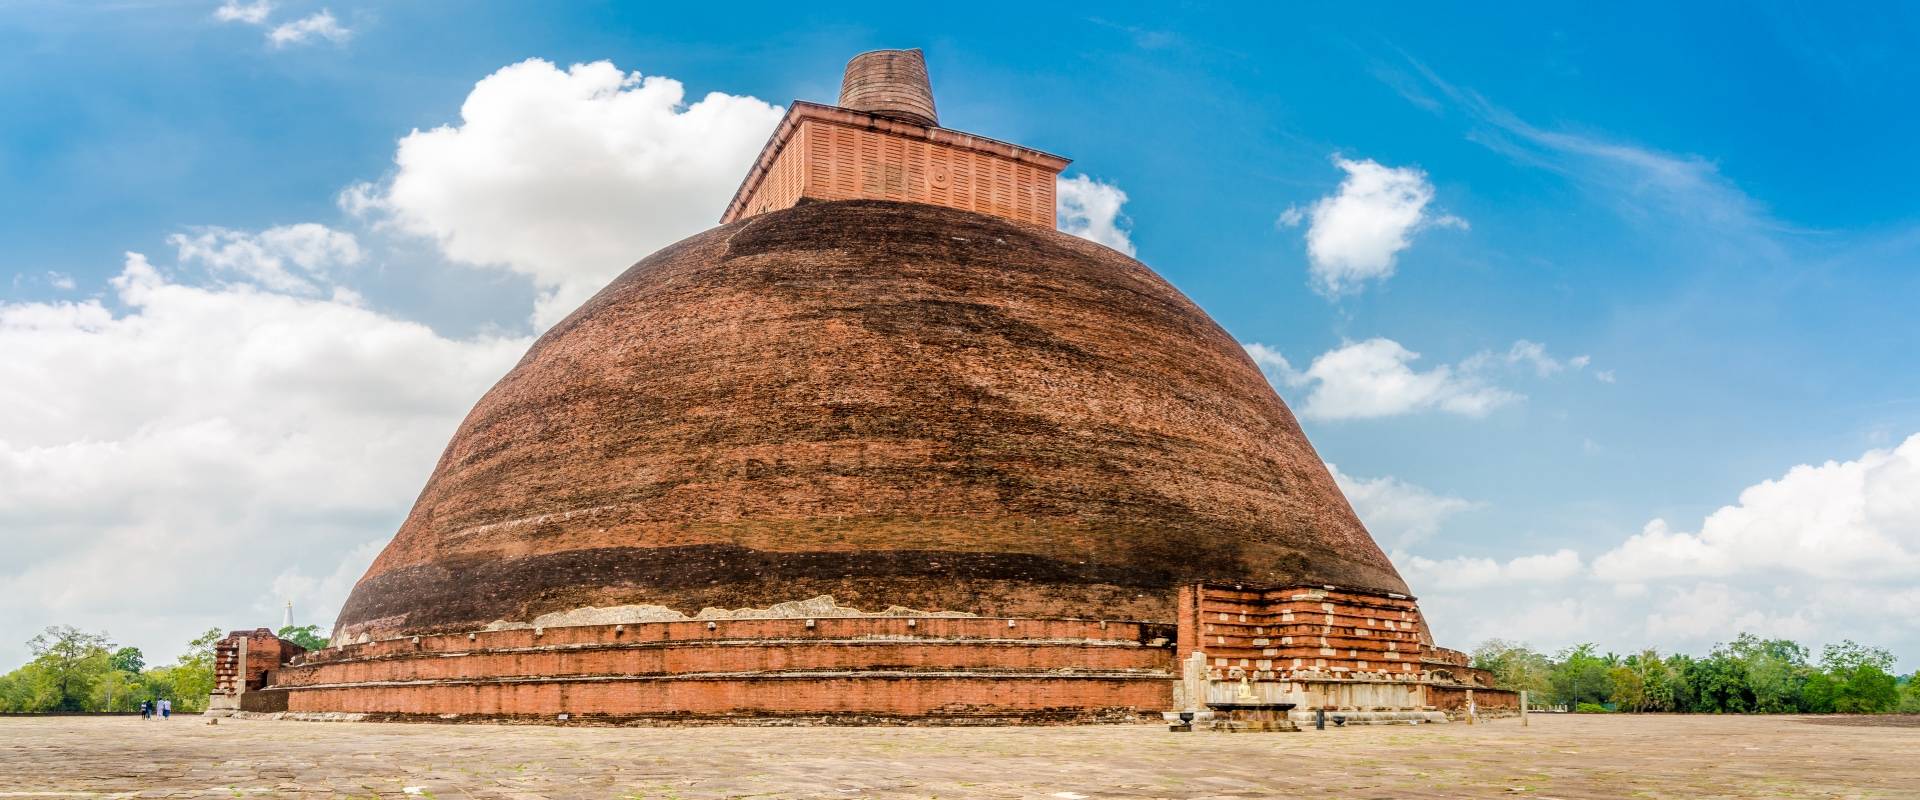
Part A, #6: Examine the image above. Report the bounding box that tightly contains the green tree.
[151,627,225,712]
[1820,640,1900,713]
[1833,665,1899,713]
[1802,670,1838,713]
[1725,634,1811,713]
[1608,664,1646,711]
[108,646,144,674]
[24,626,113,712]
[1820,640,1896,674]
[1550,644,1615,707]
[1471,639,1552,696]
[1663,653,1699,712]
[1898,674,1920,713]
[276,624,327,651]
[1635,650,1683,712]
[1686,651,1752,713]
[0,664,50,712]
[90,667,143,712]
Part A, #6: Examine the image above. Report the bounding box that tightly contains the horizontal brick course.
[286,673,1171,720]
[276,616,1175,721]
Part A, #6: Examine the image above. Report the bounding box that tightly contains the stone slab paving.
[0,714,1913,799]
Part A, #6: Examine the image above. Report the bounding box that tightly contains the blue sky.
[2,1,1917,670]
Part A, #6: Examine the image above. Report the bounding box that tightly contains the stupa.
[209,49,1511,724]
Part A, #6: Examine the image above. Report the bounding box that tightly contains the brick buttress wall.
[1176,583,1424,679]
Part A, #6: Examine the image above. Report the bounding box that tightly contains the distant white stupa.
[282,600,292,630]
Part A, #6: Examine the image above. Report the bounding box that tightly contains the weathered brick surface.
[285,674,1171,720]
[214,629,305,694]
[1430,684,1521,716]
[836,48,938,127]
[307,617,1164,664]
[1176,584,1425,677]
[274,615,1173,721]
[723,104,1065,226]
[275,617,1170,689]
[336,201,1408,642]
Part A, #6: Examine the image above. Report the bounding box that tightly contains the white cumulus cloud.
[1403,436,1920,670]
[346,58,784,328]
[1327,463,1480,548]
[1593,434,1920,582]
[1056,174,1136,256]
[167,223,361,294]
[1398,549,1585,592]
[0,246,526,668]
[1248,338,1520,421]
[1291,157,1465,296]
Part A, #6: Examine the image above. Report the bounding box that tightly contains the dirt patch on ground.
[1798,713,1920,728]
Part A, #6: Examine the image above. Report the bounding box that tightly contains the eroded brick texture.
[336,201,1408,643]
[1177,583,1424,678]
[722,104,1065,226]
[269,617,1173,722]
[213,629,305,695]
[1173,582,1519,716]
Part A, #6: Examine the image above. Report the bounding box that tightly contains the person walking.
[139,699,151,720]
[160,698,171,720]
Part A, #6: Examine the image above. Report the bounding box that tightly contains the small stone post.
[1521,690,1529,727]
[235,636,249,700]
[1465,688,1475,725]
[1182,651,1208,712]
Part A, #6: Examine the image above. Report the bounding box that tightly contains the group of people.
[138,699,172,720]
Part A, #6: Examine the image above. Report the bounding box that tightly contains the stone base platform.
[1290,709,1449,726]
[264,617,1176,724]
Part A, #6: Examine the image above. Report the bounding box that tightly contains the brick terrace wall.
[274,617,1175,722]
[724,104,1067,227]
[1429,685,1521,718]
[1176,583,1424,678]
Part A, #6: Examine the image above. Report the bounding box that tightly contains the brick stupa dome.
[333,200,1408,641]
[220,50,1502,726]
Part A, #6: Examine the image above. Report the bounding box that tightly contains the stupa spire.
[837,48,938,127]
[721,47,1068,227]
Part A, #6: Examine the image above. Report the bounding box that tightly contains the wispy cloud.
[1381,52,1788,259]
[269,10,351,48]
[213,0,272,25]
[213,2,352,49]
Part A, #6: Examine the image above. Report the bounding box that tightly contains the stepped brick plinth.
[263,617,1174,723]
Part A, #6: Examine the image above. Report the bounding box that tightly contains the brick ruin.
[216,49,1514,725]
[205,628,305,717]
[1173,583,1513,725]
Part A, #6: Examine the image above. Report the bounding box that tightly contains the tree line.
[0,624,327,713]
[1473,634,1920,714]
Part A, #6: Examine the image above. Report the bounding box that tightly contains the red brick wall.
[1429,685,1520,716]
[1178,583,1424,677]
[275,616,1174,722]
[215,629,306,694]
[723,104,1067,227]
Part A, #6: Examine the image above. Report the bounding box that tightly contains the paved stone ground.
[1,714,1914,799]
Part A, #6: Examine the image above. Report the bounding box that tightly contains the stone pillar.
[1179,651,1209,712]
